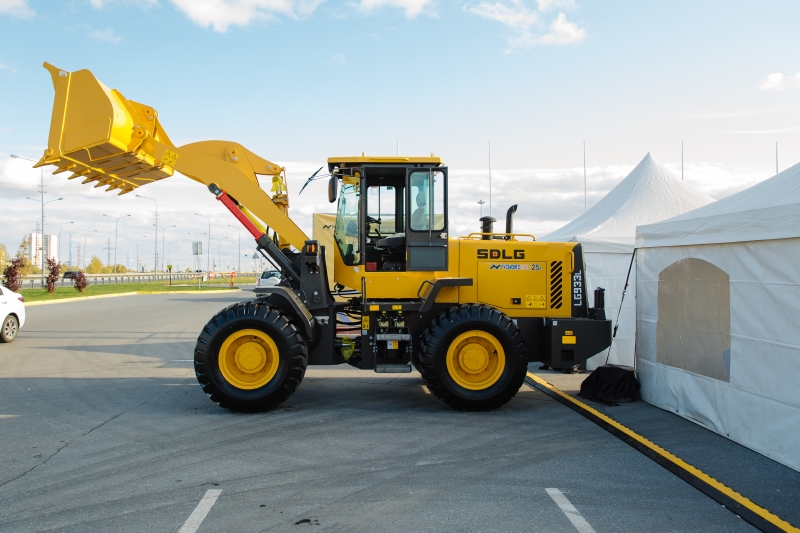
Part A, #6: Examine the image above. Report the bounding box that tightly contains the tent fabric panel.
[584,251,636,369]
[639,241,800,404]
[637,240,800,471]
[543,153,713,245]
[638,359,800,472]
[636,161,800,248]
[636,203,800,248]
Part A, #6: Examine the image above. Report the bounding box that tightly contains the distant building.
[29,233,58,266]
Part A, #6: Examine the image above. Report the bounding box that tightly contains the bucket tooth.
[118,186,135,195]
[52,164,76,175]
[82,174,102,184]
[68,169,91,180]
[93,177,112,188]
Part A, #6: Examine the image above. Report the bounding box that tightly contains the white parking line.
[546,488,596,533]
[179,489,222,533]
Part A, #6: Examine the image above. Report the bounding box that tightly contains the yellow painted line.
[24,289,241,305]
[25,292,139,306]
[526,372,800,533]
[137,289,240,294]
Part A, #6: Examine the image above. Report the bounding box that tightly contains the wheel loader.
[34,63,612,412]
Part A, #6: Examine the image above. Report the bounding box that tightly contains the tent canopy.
[544,153,714,251]
[637,161,800,248]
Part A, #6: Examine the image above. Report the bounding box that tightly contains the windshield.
[335,181,361,265]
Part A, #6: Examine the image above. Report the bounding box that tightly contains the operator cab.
[328,156,448,272]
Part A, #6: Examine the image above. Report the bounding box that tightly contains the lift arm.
[34,62,309,251]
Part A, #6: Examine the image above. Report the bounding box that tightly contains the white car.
[255,270,282,288]
[0,286,25,343]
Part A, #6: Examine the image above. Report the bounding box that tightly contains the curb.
[24,288,241,306]
[137,289,241,295]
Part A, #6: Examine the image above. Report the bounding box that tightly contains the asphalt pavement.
[0,291,776,532]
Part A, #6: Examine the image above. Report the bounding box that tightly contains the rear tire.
[419,304,527,411]
[194,301,307,412]
[1,314,18,343]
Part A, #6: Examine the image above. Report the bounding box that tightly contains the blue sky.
[1,0,799,270]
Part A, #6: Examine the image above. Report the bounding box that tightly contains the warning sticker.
[361,316,370,331]
[162,149,180,167]
[525,295,546,309]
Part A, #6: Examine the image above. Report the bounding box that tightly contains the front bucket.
[36,62,175,195]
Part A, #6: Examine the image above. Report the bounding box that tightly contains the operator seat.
[376,233,405,249]
[411,190,429,229]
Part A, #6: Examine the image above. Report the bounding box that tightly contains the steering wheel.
[366,215,382,237]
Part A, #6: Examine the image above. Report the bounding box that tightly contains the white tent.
[635,161,800,471]
[543,153,714,369]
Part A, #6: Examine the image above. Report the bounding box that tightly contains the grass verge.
[19,280,242,302]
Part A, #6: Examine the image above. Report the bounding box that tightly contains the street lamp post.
[58,221,74,266]
[167,240,179,285]
[11,154,50,287]
[227,225,241,273]
[82,229,97,269]
[477,199,485,218]
[136,235,148,272]
[167,240,179,267]
[187,232,206,272]
[195,213,211,272]
[153,224,176,271]
[103,214,131,274]
[136,195,158,274]
[26,196,62,286]
[212,237,227,271]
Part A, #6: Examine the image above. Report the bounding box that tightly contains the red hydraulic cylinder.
[214,189,264,240]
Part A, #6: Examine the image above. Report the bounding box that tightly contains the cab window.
[334,182,361,265]
[367,185,397,238]
[409,170,445,232]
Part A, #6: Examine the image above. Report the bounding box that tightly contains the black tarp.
[578,364,639,405]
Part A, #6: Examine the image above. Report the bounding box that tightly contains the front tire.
[1,314,18,343]
[419,304,527,411]
[194,301,307,412]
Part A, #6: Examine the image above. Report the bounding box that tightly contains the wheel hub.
[218,329,280,390]
[446,330,506,391]
[459,345,489,373]
[234,342,267,373]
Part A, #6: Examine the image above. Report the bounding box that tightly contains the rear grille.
[550,261,563,309]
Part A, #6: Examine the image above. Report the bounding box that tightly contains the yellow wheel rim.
[446,330,506,391]
[218,329,280,390]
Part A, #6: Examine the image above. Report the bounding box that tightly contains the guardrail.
[4,272,260,290]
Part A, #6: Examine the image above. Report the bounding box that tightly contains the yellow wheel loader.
[35,63,612,412]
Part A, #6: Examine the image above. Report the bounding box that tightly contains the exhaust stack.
[505,204,518,235]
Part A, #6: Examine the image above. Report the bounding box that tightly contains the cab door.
[406,167,448,271]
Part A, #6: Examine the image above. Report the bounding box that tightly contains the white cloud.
[167,0,324,32]
[466,0,584,52]
[535,0,574,12]
[89,0,159,7]
[89,28,123,44]
[0,156,775,270]
[535,12,584,45]
[0,0,34,19]
[686,108,775,120]
[721,126,800,135]
[328,53,346,66]
[467,0,538,31]
[758,72,800,92]
[0,62,19,73]
[358,0,436,18]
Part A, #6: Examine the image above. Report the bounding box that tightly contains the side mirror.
[328,176,338,203]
